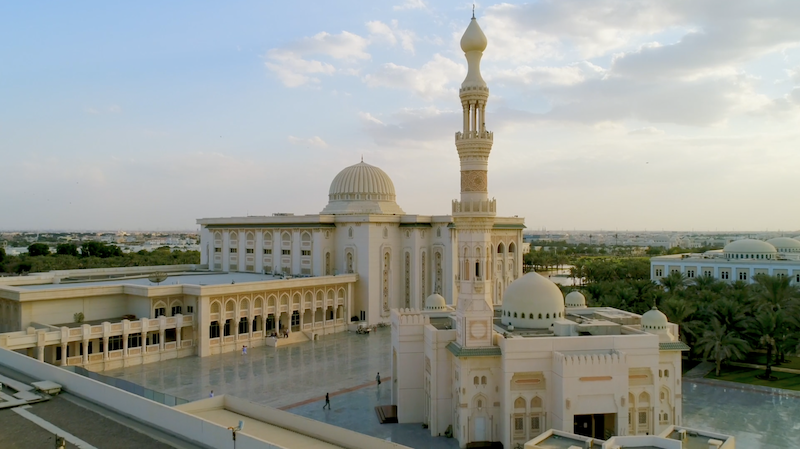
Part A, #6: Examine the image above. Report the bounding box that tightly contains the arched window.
[531,396,542,408]
[546,313,549,319]
[437,227,441,237]
[514,397,525,409]
[348,227,353,238]
[538,313,542,319]
[498,243,505,254]
[665,369,669,377]
[474,376,479,385]
[509,242,516,253]
[514,312,517,318]
[383,227,388,238]
[481,376,487,385]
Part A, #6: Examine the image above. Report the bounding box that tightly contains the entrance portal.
[574,413,616,440]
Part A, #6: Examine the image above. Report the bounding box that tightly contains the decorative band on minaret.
[454,17,495,216]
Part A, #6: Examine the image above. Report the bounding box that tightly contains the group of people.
[268,329,289,339]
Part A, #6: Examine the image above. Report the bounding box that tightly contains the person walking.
[242,345,247,355]
[209,390,214,398]
[376,372,381,386]
[323,392,331,410]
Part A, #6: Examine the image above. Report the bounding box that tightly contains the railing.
[64,366,190,406]
[335,318,344,325]
[181,340,192,348]
[147,344,159,353]
[164,342,177,350]
[67,356,83,366]
[303,323,312,330]
[88,353,103,363]
[210,338,220,346]
[223,336,234,344]
[128,347,142,356]
[109,349,123,359]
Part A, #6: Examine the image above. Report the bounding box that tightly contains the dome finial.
[472,3,475,19]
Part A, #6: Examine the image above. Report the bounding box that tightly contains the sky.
[2,1,800,232]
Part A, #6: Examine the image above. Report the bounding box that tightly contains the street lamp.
[228,420,244,449]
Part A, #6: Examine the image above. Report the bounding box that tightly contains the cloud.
[482,0,681,61]
[364,54,464,99]
[265,31,369,87]
[628,126,665,135]
[367,20,416,54]
[393,0,426,11]
[359,107,457,146]
[492,61,605,87]
[288,135,328,148]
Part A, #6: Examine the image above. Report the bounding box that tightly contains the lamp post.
[228,420,244,449]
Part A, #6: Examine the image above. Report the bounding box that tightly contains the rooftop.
[15,271,283,291]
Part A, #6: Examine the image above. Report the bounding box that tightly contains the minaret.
[453,16,495,348]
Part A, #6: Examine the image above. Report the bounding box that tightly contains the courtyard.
[104,328,800,448]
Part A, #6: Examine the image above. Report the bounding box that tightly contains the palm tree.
[752,274,800,363]
[660,271,688,293]
[753,273,799,313]
[692,274,725,293]
[696,318,750,376]
[661,297,698,343]
[746,310,780,380]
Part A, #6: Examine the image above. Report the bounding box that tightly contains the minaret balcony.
[452,198,497,215]
[455,131,493,141]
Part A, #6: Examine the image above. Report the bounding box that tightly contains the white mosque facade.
[390,18,686,449]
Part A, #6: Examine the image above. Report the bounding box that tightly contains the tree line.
[1,243,199,274]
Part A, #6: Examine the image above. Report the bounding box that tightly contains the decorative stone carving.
[461,170,488,192]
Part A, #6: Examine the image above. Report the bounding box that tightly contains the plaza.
[104,328,800,449]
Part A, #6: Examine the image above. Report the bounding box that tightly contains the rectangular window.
[246,248,254,254]
[224,319,232,336]
[148,333,160,345]
[639,411,647,425]
[739,272,747,280]
[291,311,300,327]
[721,271,729,280]
[214,248,221,253]
[514,417,524,432]
[282,249,291,255]
[704,270,713,277]
[655,269,663,277]
[187,305,194,313]
[238,317,249,334]
[108,335,123,351]
[128,333,142,348]
[230,248,238,253]
[154,307,166,318]
[531,416,540,432]
[263,249,272,255]
[301,250,311,256]
[687,270,694,278]
[210,321,220,339]
[171,306,182,316]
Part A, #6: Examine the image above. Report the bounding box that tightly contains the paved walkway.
[104,328,392,408]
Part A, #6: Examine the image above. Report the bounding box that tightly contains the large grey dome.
[321,162,405,215]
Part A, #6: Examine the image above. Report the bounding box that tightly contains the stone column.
[122,320,130,358]
[197,296,211,357]
[158,315,166,351]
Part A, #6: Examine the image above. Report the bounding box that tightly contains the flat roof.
[16,272,282,290]
[188,407,344,449]
[532,434,603,449]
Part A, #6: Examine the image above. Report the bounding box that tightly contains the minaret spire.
[453,17,495,349]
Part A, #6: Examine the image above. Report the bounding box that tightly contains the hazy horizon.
[3,1,799,231]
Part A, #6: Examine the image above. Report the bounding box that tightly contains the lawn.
[681,358,701,374]
[705,365,800,391]
[741,352,800,371]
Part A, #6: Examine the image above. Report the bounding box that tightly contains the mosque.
[389,17,687,449]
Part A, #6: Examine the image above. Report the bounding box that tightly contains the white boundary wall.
[0,347,279,449]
